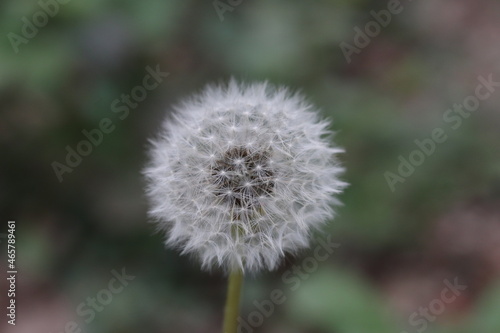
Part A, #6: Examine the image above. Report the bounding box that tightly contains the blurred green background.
[1,0,500,332]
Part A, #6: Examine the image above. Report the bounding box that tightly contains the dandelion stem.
[222,269,244,333]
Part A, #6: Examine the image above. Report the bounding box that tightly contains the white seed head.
[144,80,347,273]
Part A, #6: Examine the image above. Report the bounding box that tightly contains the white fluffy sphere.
[144,81,346,273]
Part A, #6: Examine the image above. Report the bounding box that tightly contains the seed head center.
[211,147,274,209]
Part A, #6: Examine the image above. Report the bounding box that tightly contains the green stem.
[222,269,244,333]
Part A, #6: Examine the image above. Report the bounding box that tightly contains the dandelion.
[143,80,346,332]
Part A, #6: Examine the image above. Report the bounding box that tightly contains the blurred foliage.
[288,267,398,333]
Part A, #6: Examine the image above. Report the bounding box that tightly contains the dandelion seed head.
[144,80,347,273]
